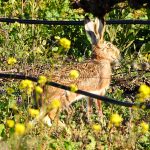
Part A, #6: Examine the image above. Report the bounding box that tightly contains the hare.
[37,17,120,126]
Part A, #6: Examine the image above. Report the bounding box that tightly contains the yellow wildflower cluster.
[69,70,79,79]
[38,75,47,86]
[15,123,25,135]
[6,120,15,128]
[140,121,149,133]
[28,108,40,118]
[6,120,26,136]
[48,99,61,110]
[19,79,34,95]
[59,38,71,49]
[35,86,43,94]
[137,84,150,102]
[7,57,17,65]
[70,84,78,92]
[110,113,123,126]
[92,124,101,132]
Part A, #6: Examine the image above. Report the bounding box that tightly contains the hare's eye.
[111,56,115,59]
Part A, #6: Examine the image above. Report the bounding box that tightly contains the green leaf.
[140,42,150,53]
[49,143,57,150]
[52,47,59,52]
[8,98,16,109]
[64,141,74,150]
[0,124,5,136]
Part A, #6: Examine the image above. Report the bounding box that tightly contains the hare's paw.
[43,115,52,127]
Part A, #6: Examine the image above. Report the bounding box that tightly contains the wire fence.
[0,18,150,25]
[0,73,150,109]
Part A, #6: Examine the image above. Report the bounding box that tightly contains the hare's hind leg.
[47,107,66,127]
[87,97,94,121]
[29,106,52,127]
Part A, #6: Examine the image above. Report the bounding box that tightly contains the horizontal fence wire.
[0,73,150,109]
[0,18,150,25]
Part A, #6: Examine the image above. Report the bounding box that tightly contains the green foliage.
[106,7,150,57]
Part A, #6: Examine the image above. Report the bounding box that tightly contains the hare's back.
[50,60,110,89]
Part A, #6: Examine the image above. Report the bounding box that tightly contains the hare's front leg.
[96,89,106,117]
[87,97,102,121]
[96,100,103,117]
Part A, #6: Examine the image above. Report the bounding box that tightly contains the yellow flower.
[48,99,61,110]
[70,84,78,92]
[6,87,14,95]
[35,86,43,94]
[59,38,71,49]
[15,123,25,135]
[138,84,150,99]
[136,94,146,102]
[6,120,15,128]
[110,113,123,126]
[20,80,33,89]
[69,70,79,79]
[28,108,40,118]
[7,57,17,65]
[92,124,101,132]
[19,79,34,95]
[140,121,149,133]
[38,75,47,86]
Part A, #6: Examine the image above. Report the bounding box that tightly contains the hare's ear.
[94,17,105,43]
[84,17,97,45]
